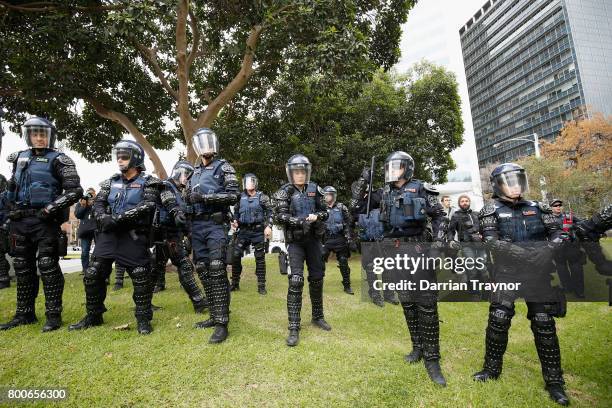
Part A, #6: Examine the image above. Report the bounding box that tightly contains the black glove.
[349,240,358,252]
[360,167,371,181]
[174,210,187,227]
[427,205,446,218]
[37,208,52,221]
[98,214,117,232]
[187,191,204,204]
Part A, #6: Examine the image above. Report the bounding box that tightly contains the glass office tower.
[459,0,612,167]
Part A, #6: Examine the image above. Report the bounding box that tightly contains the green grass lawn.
[0,255,610,407]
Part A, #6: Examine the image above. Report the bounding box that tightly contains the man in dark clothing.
[74,187,97,273]
[550,199,586,298]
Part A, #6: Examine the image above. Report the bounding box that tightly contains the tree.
[1,0,416,178]
[214,62,464,201]
[516,113,612,216]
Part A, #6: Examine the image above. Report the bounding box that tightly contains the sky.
[0,0,488,190]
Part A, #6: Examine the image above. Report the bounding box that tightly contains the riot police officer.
[187,128,239,344]
[0,117,82,332]
[473,163,570,406]
[272,154,330,347]
[0,174,11,289]
[69,140,168,335]
[575,204,612,276]
[152,160,208,312]
[322,186,354,295]
[230,173,273,295]
[351,151,447,386]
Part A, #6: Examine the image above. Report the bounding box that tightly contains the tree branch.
[196,24,264,128]
[0,1,127,13]
[135,42,179,101]
[85,97,168,179]
[186,8,201,68]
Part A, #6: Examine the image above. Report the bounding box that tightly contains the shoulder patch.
[99,179,112,189]
[6,152,19,163]
[221,162,236,174]
[423,183,439,195]
[57,154,75,166]
[479,202,496,218]
[273,188,289,201]
[538,201,552,213]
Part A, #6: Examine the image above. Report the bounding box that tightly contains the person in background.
[74,187,97,274]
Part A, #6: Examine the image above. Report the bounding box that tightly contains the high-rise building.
[459,0,612,167]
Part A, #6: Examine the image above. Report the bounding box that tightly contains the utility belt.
[240,223,265,231]
[9,208,39,220]
[193,211,226,224]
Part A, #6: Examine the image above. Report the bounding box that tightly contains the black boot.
[255,249,267,295]
[402,303,422,364]
[193,297,209,314]
[0,312,38,330]
[309,278,331,331]
[229,281,240,291]
[68,314,103,330]
[286,329,300,347]
[473,305,513,381]
[0,280,9,289]
[209,324,228,343]
[546,384,570,406]
[137,318,153,335]
[230,253,242,292]
[287,275,303,346]
[207,260,230,342]
[339,256,353,295]
[366,266,383,306]
[42,314,62,332]
[194,318,215,329]
[424,360,447,387]
[532,314,567,405]
[258,284,267,295]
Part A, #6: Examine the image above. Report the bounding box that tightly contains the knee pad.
[530,312,555,333]
[337,255,349,264]
[195,262,209,278]
[253,242,266,256]
[37,256,59,275]
[13,257,30,274]
[289,274,304,290]
[177,257,194,275]
[489,306,514,331]
[130,266,150,285]
[209,259,225,276]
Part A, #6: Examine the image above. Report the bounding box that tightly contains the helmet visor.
[22,125,52,148]
[112,147,134,170]
[495,170,529,199]
[385,159,411,183]
[286,163,311,185]
[243,175,258,190]
[324,192,337,204]
[192,132,218,156]
[171,166,194,186]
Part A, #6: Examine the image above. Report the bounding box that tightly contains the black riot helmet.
[21,116,57,149]
[286,154,312,185]
[242,173,258,191]
[171,160,195,186]
[112,140,146,172]
[384,151,415,183]
[490,163,529,201]
[192,127,219,158]
[323,186,337,204]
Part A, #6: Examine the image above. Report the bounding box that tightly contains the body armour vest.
[239,191,264,224]
[159,180,186,226]
[108,173,149,220]
[381,180,427,233]
[326,205,344,235]
[190,159,224,214]
[12,149,61,208]
[289,182,318,218]
[495,199,547,242]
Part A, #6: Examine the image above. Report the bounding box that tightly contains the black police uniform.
[475,199,568,397]
[351,171,447,385]
[273,182,329,337]
[71,171,161,332]
[230,190,273,293]
[1,148,82,331]
[322,201,353,293]
[575,204,612,276]
[152,178,207,312]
